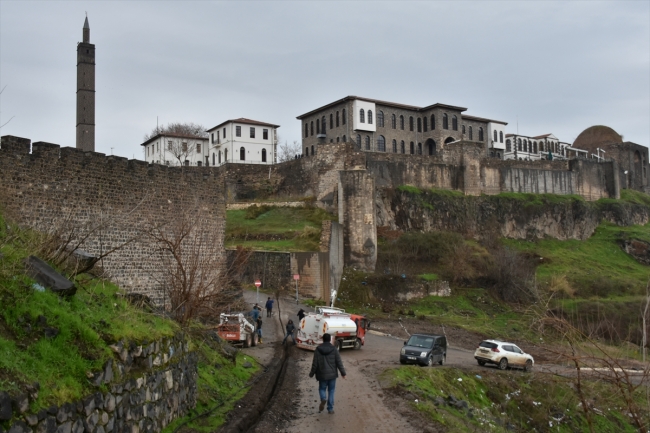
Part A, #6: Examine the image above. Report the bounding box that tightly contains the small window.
[310,121,314,136]
[392,139,397,153]
[479,127,484,141]
[336,137,339,143]
[223,127,226,138]
[377,111,384,127]
[236,126,241,137]
[368,110,373,125]
[322,116,326,132]
[342,134,346,142]
[443,113,449,130]
[506,139,511,152]
[305,124,309,138]
[409,116,414,131]
[336,111,340,127]
[182,142,188,152]
[167,140,172,151]
[418,143,422,155]
[263,129,269,140]
[417,118,422,133]
[431,114,436,130]
[423,117,428,132]
[391,114,396,129]
[377,135,386,152]
[305,147,309,156]
[534,142,538,154]
[330,113,333,129]
[518,138,522,151]
[500,131,504,143]
[240,147,245,161]
[317,119,320,134]
[400,115,404,130]
[196,143,201,153]
[224,149,228,161]
[311,145,314,155]
[365,135,370,150]
[211,133,214,144]
[452,116,458,131]
[212,153,215,165]
[262,148,267,162]
[250,127,255,138]
[410,142,414,154]
[400,140,405,154]
[342,109,346,125]
[494,130,498,142]
[197,161,202,167]
[462,124,466,134]
[360,109,365,123]
[356,134,361,148]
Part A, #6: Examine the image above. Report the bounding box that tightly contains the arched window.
[311,145,315,155]
[493,130,498,142]
[342,109,347,125]
[418,143,422,155]
[368,110,373,125]
[478,127,484,141]
[212,153,215,165]
[360,109,365,123]
[426,138,436,155]
[356,134,361,149]
[377,135,386,152]
[316,119,320,134]
[305,147,309,156]
[240,147,246,161]
[342,135,346,142]
[444,137,455,144]
[310,121,314,136]
[400,140,405,154]
[305,123,309,138]
[322,116,326,132]
[431,114,436,130]
[377,111,384,127]
[452,116,458,131]
[417,118,422,133]
[262,148,267,162]
[442,113,449,129]
[330,114,333,129]
[224,149,228,161]
[423,117,428,132]
[469,126,473,140]
[409,116,414,131]
[506,139,511,152]
[517,138,522,151]
[462,124,466,134]
[533,142,537,154]
[400,115,405,130]
[365,136,370,150]
[336,111,340,127]
[392,139,397,153]
[410,142,414,154]
[336,137,339,143]
[391,114,396,129]
[500,131,503,143]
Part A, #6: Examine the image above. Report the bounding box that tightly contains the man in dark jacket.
[309,333,346,414]
[282,320,296,345]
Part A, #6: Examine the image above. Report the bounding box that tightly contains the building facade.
[206,118,279,166]
[141,133,209,166]
[296,96,507,159]
[504,133,588,161]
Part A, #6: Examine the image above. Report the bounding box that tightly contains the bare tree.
[143,122,207,141]
[166,137,193,166]
[277,139,302,162]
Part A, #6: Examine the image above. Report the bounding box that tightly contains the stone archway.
[425,138,437,155]
[444,137,455,144]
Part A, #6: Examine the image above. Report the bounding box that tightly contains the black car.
[399,334,447,366]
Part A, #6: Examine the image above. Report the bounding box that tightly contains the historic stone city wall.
[0,136,226,305]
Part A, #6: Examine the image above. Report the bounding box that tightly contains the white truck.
[216,312,258,348]
[295,307,369,351]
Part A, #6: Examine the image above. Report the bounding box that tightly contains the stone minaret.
[76,15,95,151]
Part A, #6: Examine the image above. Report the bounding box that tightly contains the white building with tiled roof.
[504,133,588,161]
[206,118,279,165]
[141,132,209,166]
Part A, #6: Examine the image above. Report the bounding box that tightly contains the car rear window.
[479,341,498,349]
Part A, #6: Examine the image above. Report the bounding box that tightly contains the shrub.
[244,204,272,220]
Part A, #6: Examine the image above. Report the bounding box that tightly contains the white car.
[474,340,534,372]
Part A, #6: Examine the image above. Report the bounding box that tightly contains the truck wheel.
[252,333,258,347]
[336,339,343,351]
[244,333,252,348]
[353,338,361,350]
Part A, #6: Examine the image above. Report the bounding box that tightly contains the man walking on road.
[309,333,346,414]
[265,297,274,317]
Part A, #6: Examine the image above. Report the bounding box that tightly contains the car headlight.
[400,348,405,355]
[420,352,427,357]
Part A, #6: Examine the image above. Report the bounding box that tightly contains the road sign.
[293,274,300,280]
[254,280,262,287]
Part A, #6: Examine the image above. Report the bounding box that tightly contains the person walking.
[309,333,346,414]
[249,305,260,323]
[256,316,263,344]
[297,308,306,322]
[265,297,274,317]
[282,319,296,345]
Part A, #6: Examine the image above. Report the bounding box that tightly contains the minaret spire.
[83,14,90,43]
[76,14,96,152]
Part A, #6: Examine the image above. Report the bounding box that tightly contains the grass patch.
[396,185,422,195]
[225,206,336,251]
[382,367,642,432]
[419,273,438,281]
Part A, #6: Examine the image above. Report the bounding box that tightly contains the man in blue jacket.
[309,333,347,414]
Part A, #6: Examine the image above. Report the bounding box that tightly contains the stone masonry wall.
[1,333,197,433]
[0,136,226,305]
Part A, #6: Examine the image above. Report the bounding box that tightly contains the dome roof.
[573,125,622,152]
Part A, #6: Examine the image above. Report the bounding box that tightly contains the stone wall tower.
[76,16,95,151]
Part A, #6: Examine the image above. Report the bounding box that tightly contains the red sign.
[254,280,262,287]
[293,274,300,280]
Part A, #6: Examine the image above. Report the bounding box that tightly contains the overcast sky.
[1,1,648,159]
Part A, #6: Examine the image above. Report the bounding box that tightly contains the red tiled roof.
[207,118,280,131]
